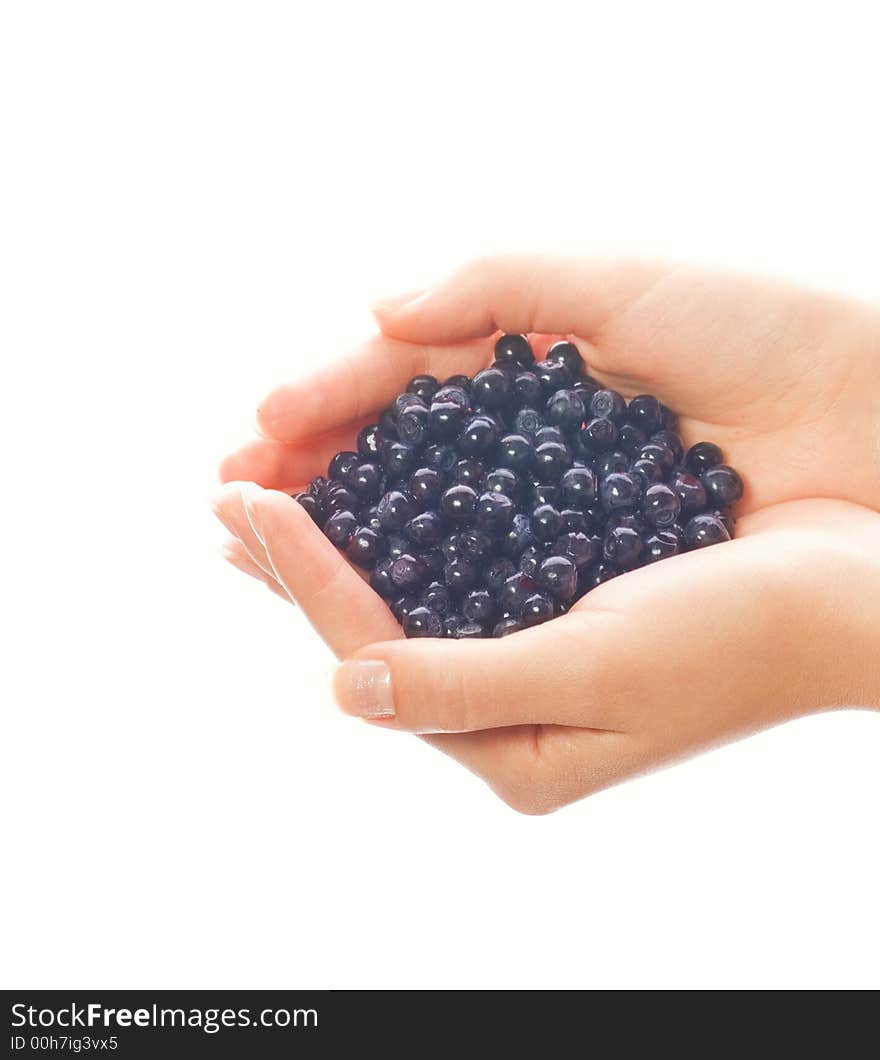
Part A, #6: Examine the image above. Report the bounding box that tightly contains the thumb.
[331,614,621,734]
[372,254,666,346]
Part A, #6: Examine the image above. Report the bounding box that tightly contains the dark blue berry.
[454,621,486,639]
[514,371,543,407]
[518,543,545,578]
[498,572,536,615]
[444,556,478,594]
[671,469,707,514]
[651,429,684,464]
[324,509,357,547]
[458,416,498,455]
[370,556,396,596]
[460,527,494,560]
[420,547,446,579]
[534,441,573,482]
[377,490,417,531]
[599,472,642,513]
[440,532,465,561]
[638,441,675,473]
[386,532,409,560]
[463,589,497,624]
[391,553,429,592]
[560,508,590,533]
[534,359,573,395]
[522,592,554,627]
[643,483,681,528]
[560,466,597,508]
[397,403,431,445]
[644,530,682,563]
[531,504,564,542]
[471,367,512,408]
[685,441,723,475]
[422,443,459,472]
[702,465,744,506]
[323,485,360,515]
[501,512,538,558]
[537,555,578,601]
[494,333,535,368]
[429,400,466,439]
[390,594,420,621]
[603,526,643,569]
[630,458,663,488]
[476,491,515,532]
[442,376,472,397]
[406,374,439,403]
[580,417,618,452]
[513,407,545,437]
[421,581,452,615]
[357,424,388,458]
[409,466,446,507]
[346,527,387,567]
[485,467,520,497]
[404,606,444,638]
[350,462,384,500]
[545,340,584,375]
[294,492,321,523]
[440,484,478,523]
[617,422,648,457]
[494,616,523,637]
[594,451,629,478]
[546,388,586,429]
[483,555,517,591]
[683,513,730,549]
[405,510,444,547]
[451,458,485,489]
[590,388,626,422]
[383,441,419,478]
[497,433,536,472]
[328,450,360,483]
[552,531,597,570]
[626,394,662,433]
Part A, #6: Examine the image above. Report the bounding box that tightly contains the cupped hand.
[215,257,880,811]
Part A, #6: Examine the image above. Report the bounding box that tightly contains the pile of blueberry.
[294,335,743,638]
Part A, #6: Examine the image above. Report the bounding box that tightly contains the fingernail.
[240,482,267,546]
[333,660,395,720]
[371,288,426,315]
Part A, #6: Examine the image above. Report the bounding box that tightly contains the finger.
[220,538,291,603]
[331,611,628,733]
[220,420,374,490]
[237,483,402,657]
[212,482,274,577]
[372,254,668,346]
[256,335,493,443]
[421,725,634,815]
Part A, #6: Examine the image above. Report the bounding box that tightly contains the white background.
[2,1,878,989]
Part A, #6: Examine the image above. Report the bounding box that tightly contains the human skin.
[213,257,880,813]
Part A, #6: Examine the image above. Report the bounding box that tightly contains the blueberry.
[643,483,682,528]
[685,441,723,474]
[476,491,515,532]
[683,513,730,549]
[626,394,662,433]
[617,422,648,457]
[397,403,431,445]
[452,458,485,489]
[546,388,586,430]
[406,374,440,403]
[537,555,578,601]
[360,503,382,531]
[580,417,618,453]
[328,450,360,483]
[324,509,358,547]
[587,561,619,588]
[403,606,445,638]
[391,553,429,592]
[463,589,497,624]
[560,508,590,533]
[383,441,419,478]
[530,482,561,508]
[531,504,564,542]
[370,556,396,596]
[651,429,684,464]
[440,531,464,561]
[459,416,498,456]
[590,388,627,422]
[545,340,584,375]
[421,580,453,615]
[670,469,707,514]
[522,593,555,627]
[443,613,466,637]
[386,532,410,560]
[483,555,517,591]
[485,467,520,497]
[350,462,384,500]
[422,443,459,473]
[357,424,388,458]
[440,484,479,523]
[603,526,643,569]
[518,543,546,578]
[409,466,446,508]
[605,510,648,536]
[434,384,470,410]
[471,367,512,408]
[442,377,472,398]
[534,441,573,482]
[501,512,538,558]
[460,527,494,560]
[594,450,629,478]
[630,457,664,488]
[390,594,420,621]
[638,441,675,473]
[599,472,642,513]
[323,485,360,515]
[497,433,535,472]
[429,400,466,439]
[454,621,486,639]
[444,556,478,594]
[534,359,573,395]
[307,475,328,497]
[702,465,744,506]
[644,530,682,563]
[513,407,545,437]
[378,408,398,438]
[346,527,387,568]
[405,511,444,547]
[514,371,543,407]
[294,492,321,523]
[420,547,446,579]
[552,531,597,570]
[493,616,523,637]
[713,508,736,536]
[377,490,417,531]
[494,333,535,368]
[560,466,597,508]
[498,572,536,615]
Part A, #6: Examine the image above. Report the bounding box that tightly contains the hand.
[215,257,880,812]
